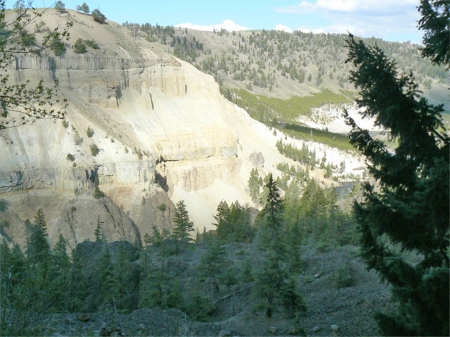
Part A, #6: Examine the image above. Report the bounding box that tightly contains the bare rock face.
[0,10,303,246]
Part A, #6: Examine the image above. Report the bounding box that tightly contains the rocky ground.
[25,245,392,337]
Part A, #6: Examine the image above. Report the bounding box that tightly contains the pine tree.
[67,248,86,312]
[213,200,231,240]
[197,240,228,292]
[113,244,130,312]
[48,234,71,311]
[27,209,51,284]
[94,215,104,242]
[171,200,194,254]
[260,173,285,257]
[254,174,305,318]
[344,16,449,335]
[98,245,115,310]
[248,168,262,205]
[417,0,449,66]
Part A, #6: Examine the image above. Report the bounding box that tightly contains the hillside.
[122,22,450,110]
[0,9,349,249]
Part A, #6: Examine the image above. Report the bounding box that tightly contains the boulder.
[331,324,340,332]
[311,325,321,332]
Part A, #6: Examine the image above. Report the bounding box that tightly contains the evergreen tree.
[113,244,130,312]
[91,8,106,24]
[54,1,65,13]
[197,240,229,293]
[213,200,231,240]
[28,209,51,281]
[417,0,449,66]
[344,20,449,336]
[48,235,70,311]
[78,2,90,14]
[171,200,194,254]
[260,173,284,257]
[248,168,262,205]
[94,215,104,242]
[254,174,305,317]
[98,245,115,310]
[67,248,86,312]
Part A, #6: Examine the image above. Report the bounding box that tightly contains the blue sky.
[29,0,423,43]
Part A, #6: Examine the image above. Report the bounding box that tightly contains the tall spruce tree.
[344,5,449,334]
[171,200,194,254]
[254,173,305,318]
[48,234,71,311]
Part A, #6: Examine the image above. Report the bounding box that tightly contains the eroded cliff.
[0,9,329,247]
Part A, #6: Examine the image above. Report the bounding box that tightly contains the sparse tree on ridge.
[55,1,65,13]
[78,2,90,14]
[91,8,106,24]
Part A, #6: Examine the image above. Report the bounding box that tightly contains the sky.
[28,0,424,43]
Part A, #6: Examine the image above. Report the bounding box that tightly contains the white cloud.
[296,27,325,34]
[275,24,293,33]
[277,0,418,16]
[176,20,248,32]
[276,0,422,42]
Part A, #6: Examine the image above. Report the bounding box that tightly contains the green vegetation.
[1,171,357,333]
[91,9,106,24]
[86,126,94,137]
[171,200,194,254]
[66,153,75,161]
[50,33,66,56]
[213,200,254,243]
[73,38,86,54]
[84,39,99,49]
[232,88,351,122]
[55,1,65,13]
[76,2,90,14]
[227,88,354,151]
[345,3,449,334]
[90,143,99,156]
[19,29,36,47]
[93,186,103,199]
[0,1,71,129]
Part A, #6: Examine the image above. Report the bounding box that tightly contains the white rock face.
[0,10,313,246]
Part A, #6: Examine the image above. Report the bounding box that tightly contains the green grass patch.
[229,88,355,151]
[232,88,352,122]
[277,122,354,152]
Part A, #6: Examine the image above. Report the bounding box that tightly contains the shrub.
[90,144,99,156]
[62,119,69,128]
[34,21,48,33]
[74,38,86,54]
[50,34,66,56]
[84,39,99,49]
[91,8,106,24]
[86,126,94,137]
[66,153,75,161]
[93,186,103,199]
[332,263,354,288]
[20,30,36,47]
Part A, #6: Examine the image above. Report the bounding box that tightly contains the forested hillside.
[122,22,449,106]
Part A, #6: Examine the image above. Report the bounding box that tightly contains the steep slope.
[0,9,338,247]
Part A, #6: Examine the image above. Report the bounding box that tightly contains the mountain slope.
[0,9,338,247]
